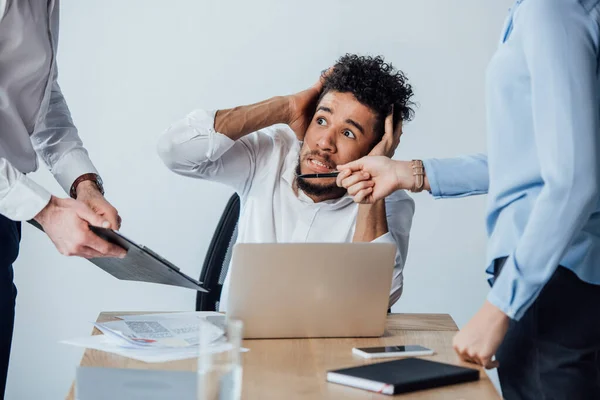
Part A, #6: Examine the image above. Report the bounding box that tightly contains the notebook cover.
[327,357,480,395]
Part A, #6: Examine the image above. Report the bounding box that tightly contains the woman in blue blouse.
[338,0,600,398]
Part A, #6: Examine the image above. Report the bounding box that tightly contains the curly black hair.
[320,54,415,139]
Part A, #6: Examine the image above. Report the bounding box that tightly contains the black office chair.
[196,193,241,311]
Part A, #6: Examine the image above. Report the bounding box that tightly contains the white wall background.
[7,1,512,398]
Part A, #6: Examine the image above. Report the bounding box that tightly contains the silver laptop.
[227,243,396,339]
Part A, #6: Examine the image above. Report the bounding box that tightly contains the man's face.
[296,90,379,198]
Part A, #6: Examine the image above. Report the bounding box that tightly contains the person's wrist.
[33,195,57,226]
[283,95,296,125]
[393,161,414,191]
[483,299,509,319]
[395,160,431,193]
[75,180,101,198]
[71,174,104,199]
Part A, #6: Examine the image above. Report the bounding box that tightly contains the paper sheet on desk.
[115,311,222,322]
[61,335,247,363]
[60,312,245,363]
[94,315,223,348]
[115,311,226,327]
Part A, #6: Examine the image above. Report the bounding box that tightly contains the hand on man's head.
[369,105,403,158]
[287,68,332,142]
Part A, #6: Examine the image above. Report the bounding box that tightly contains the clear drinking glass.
[197,318,243,400]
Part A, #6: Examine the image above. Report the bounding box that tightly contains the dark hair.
[320,54,415,139]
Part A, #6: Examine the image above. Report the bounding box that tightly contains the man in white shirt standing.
[0,1,126,396]
[158,54,416,311]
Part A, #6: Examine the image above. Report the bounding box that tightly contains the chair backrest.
[196,193,240,311]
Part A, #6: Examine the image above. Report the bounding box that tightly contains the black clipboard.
[28,220,207,292]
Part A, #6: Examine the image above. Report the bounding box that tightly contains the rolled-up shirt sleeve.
[157,109,276,196]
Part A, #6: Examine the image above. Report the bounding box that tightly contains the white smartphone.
[352,345,434,359]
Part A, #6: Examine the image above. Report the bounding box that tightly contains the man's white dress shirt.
[158,109,415,310]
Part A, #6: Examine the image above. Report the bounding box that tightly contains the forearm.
[393,160,431,192]
[353,200,388,242]
[214,96,290,141]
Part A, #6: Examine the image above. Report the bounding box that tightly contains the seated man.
[158,54,416,310]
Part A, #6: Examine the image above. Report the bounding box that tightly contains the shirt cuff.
[486,253,539,320]
[0,174,52,221]
[51,148,99,195]
[421,159,443,197]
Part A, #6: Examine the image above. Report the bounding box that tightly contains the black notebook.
[327,358,479,395]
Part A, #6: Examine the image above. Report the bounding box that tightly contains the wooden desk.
[66,312,499,400]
